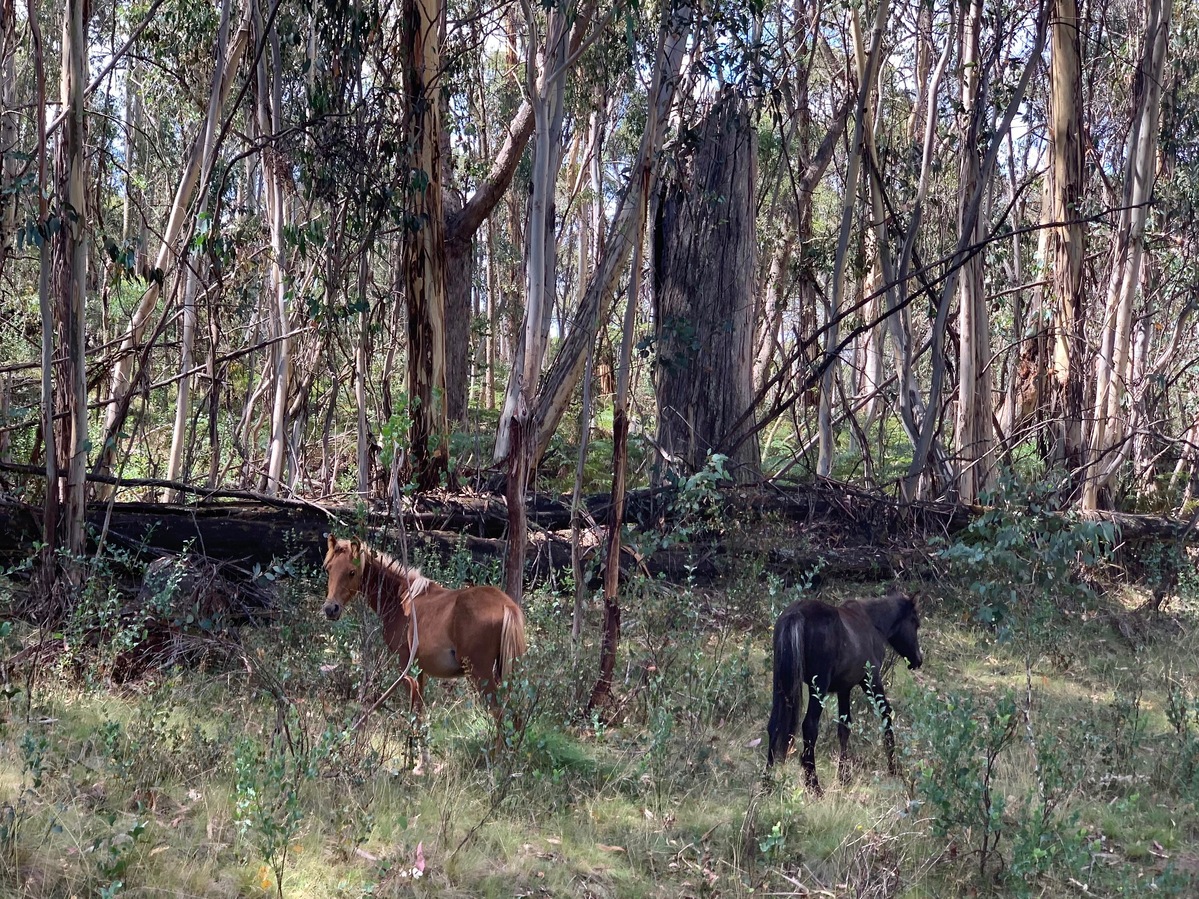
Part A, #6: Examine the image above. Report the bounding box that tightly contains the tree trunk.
[589,158,647,713]
[0,0,17,279]
[258,21,291,495]
[818,0,889,477]
[164,0,238,499]
[501,0,574,603]
[653,90,761,483]
[95,3,251,491]
[445,193,473,424]
[1083,0,1172,510]
[53,0,89,568]
[404,0,450,491]
[355,250,372,496]
[953,0,995,505]
[906,2,1045,499]
[518,0,693,471]
[28,0,58,593]
[1046,0,1086,474]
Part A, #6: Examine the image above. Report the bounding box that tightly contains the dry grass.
[1,566,1198,898]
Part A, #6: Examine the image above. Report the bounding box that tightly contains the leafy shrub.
[904,688,1093,894]
[939,474,1114,639]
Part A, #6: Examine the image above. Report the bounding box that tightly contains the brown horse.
[321,535,527,743]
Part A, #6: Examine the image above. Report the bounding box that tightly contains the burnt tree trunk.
[445,193,474,424]
[653,90,760,483]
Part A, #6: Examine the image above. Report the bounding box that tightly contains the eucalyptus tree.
[508,0,693,472]
[162,0,242,497]
[1044,0,1086,473]
[54,0,88,565]
[500,0,591,599]
[952,0,995,505]
[816,0,889,479]
[95,0,252,493]
[587,0,695,711]
[1084,0,1174,509]
[0,0,17,278]
[253,1,292,496]
[653,89,761,483]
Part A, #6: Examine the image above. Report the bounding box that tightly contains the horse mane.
[859,589,917,634]
[359,545,436,599]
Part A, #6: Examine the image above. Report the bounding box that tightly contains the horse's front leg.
[415,672,432,769]
[801,693,824,797]
[404,669,430,772]
[836,689,853,784]
[865,671,896,775]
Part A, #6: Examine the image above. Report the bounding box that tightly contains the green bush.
[939,474,1114,639]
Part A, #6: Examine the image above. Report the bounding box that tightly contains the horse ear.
[349,536,362,554]
[326,532,337,553]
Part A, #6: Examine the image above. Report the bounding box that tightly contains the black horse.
[766,589,923,795]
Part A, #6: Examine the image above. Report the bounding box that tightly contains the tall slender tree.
[1084,0,1173,509]
[953,0,995,504]
[1046,0,1086,473]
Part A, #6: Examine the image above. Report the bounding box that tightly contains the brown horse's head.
[322,534,364,621]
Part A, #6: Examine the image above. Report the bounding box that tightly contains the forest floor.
[2,509,1199,898]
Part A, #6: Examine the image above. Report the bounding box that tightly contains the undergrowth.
[1,519,1198,898]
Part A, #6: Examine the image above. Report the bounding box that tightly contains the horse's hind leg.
[801,693,824,796]
[865,672,896,775]
[836,689,853,784]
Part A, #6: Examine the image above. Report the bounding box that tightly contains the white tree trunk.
[953,0,995,505]
[817,0,889,477]
[260,23,291,495]
[1083,0,1172,509]
[59,0,88,558]
[96,1,251,491]
[163,0,238,498]
[513,1,693,468]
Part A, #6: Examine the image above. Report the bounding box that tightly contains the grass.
[3,555,1199,898]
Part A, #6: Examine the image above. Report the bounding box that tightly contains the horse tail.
[767,610,804,767]
[497,601,528,684]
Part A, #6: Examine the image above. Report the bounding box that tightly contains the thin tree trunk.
[1047,0,1086,474]
[571,111,601,650]
[356,251,372,497]
[0,0,17,279]
[164,0,238,499]
[588,179,646,714]
[954,0,995,505]
[818,0,889,477]
[905,3,1046,498]
[571,341,596,650]
[29,0,58,589]
[54,0,88,568]
[404,0,450,491]
[503,0,575,603]
[518,0,693,470]
[1083,0,1172,509]
[259,20,291,495]
[95,2,251,491]
[585,2,692,712]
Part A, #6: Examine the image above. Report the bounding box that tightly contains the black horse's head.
[887,592,924,670]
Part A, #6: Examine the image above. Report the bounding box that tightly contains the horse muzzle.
[908,653,923,670]
[323,602,342,621]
